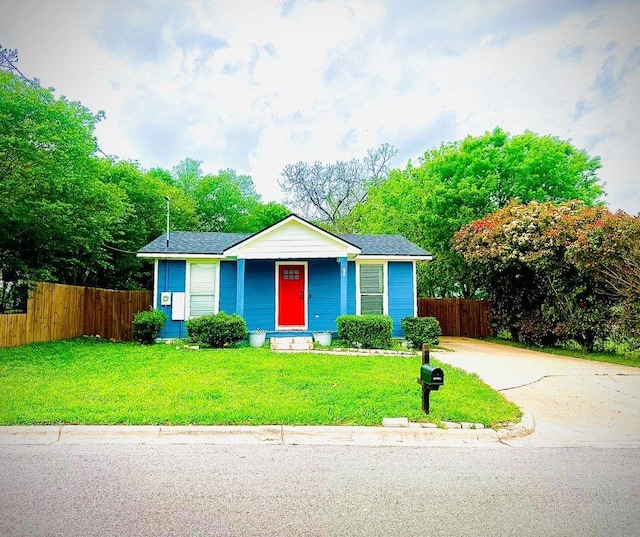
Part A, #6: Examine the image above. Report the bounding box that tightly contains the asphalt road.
[1,443,639,537]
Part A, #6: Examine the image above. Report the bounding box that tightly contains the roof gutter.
[136,253,226,259]
[356,254,433,261]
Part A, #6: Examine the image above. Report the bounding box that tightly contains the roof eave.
[136,252,225,259]
[356,254,433,261]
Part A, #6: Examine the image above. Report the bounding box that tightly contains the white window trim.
[153,259,159,309]
[185,260,220,319]
[275,261,308,330]
[355,260,388,316]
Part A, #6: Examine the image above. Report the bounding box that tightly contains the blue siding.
[243,260,276,330]
[388,261,415,337]
[241,259,350,333]
[153,258,416,340]
[308,259,340,332]
[219,260,237,314]
[157,260,186,339]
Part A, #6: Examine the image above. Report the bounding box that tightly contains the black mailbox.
[420,364,444,390]
[418,344,444,414]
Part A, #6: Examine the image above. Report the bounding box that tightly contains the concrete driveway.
[432,337,640,447]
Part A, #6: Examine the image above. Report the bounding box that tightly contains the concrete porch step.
[270,336,314,351]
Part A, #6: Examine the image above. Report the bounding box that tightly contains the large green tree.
[186,168,287,232]
[96,159,199,289]
[348,128,604,297]
[0,71,127,294]
[171,157,204,194]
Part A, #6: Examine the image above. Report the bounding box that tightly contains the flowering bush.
[453,201,628,351]
[567,211,640,340]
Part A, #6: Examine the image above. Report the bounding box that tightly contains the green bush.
[132,309,168,345]
[401,316,442,348]
[186,312,247,348]
[336,314,393,349]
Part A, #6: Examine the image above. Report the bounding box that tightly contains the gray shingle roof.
[139,231,430,257]
[339,234,431,256]
[138,232,251,255]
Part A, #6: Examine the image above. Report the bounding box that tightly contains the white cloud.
[1,0,639,213]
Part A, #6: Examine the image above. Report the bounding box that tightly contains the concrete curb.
[0,423,522,447]
[495,411,536,441]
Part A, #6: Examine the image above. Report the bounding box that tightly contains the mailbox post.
[416,343,444,414]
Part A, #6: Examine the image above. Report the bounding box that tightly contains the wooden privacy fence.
[0,282,153,348]
[418,298,493,338]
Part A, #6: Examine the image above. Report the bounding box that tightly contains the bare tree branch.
[279,144,398,229]
[364,142,399,182]
[0,46,18,71]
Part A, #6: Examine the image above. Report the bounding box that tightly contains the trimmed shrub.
[132,309,168,345]
[401,316,442,348]
[336,314,393,349]
[186,312,247,348]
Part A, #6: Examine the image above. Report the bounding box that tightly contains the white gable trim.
[223,214,361,259]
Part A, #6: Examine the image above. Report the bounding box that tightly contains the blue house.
[137,214,431,340]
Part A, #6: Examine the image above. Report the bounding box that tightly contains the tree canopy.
[279,143,398,231]
[347,128,604,297]
[0,70,126,289]
[192,168,288,232]
[96,159,199,289]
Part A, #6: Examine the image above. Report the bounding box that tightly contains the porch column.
[236,258,245,317]
[339,256,348,316]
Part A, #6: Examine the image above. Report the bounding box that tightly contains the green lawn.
[0,338,520,427]
[485,337,640,368]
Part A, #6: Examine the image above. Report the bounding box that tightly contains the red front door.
[278,264,305,327]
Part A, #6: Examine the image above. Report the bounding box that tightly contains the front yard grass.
[0,338,520,428]
[485,336,640,368]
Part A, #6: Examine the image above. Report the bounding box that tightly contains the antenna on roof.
[165,196,170,249]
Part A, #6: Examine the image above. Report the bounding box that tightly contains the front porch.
[234,257,350,331]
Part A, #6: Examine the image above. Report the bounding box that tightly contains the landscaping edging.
[275,347,419,357]
[0,422,529,446]
[0,412,535,446]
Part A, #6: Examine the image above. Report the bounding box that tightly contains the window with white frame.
[189,263,216,318]
[359,263,384,315]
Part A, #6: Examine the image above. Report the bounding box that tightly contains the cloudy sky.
[2,0,639,214]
